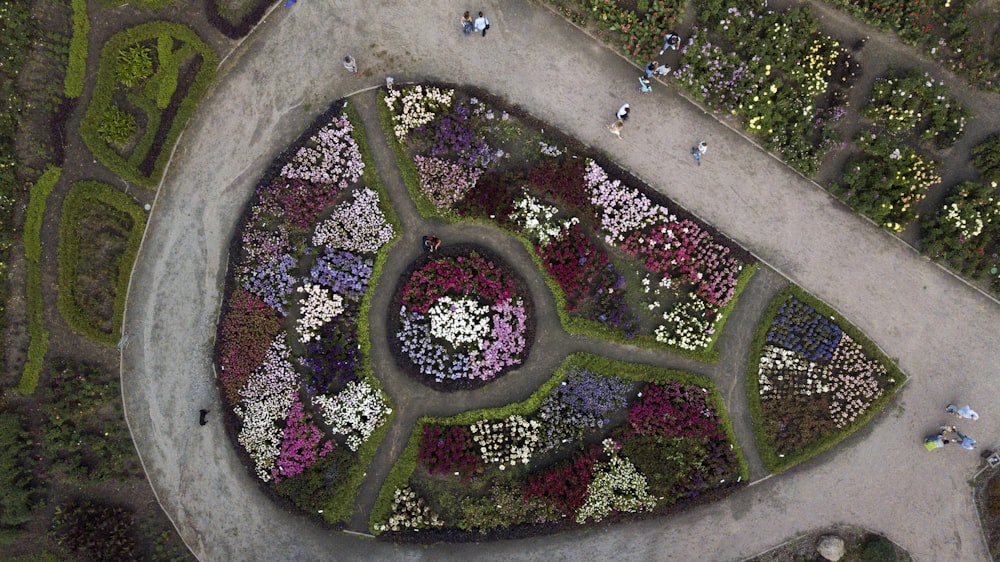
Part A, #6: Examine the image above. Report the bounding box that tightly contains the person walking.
[342,55,358,75]
[607,119,625,140]
[653,63,671,77]
[638,75,652,94]
[660,32,680,55]
[422,235,441,252]
[461,11,474,35]
[924,425,956,450]
[474,11,490,37]
[616,103,630,121]
[644,61,658,79]
[955,429,977,450]
[946,404,979,420]
[691,141,707,165]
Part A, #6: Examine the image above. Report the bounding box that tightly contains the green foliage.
[97,105,137,146]
[833,132,940,232]
[154,34,178,109]
[274,447,355,514]
[864,70,968,148]
[50,500,138,560]
[972,133,1000,183]
[80,21,218,188]
[64,0,89,98]
[920,180,1000,279]
[116,45,154,88]
[41,359,139,482]
[96,0,174,7]
[0,412,36,528]
[747,286,907,473]
[57,181,147,346]
[18,166,60,395]
[860,533,899,562]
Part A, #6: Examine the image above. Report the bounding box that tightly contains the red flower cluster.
[522,447,600,517]
[401,252,516,314]
[418,425,483,481]
[624,382,725,441]
[537,224,609,311]
[218,288,282,405]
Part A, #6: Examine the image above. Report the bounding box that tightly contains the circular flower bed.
[389,244,535,390]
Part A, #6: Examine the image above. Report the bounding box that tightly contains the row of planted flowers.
[381,83,756,359]
[215,101,398,522]
[749,287,905,472]
[370,354,747,538]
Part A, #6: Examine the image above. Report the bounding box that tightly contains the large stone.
[816,535,846,561]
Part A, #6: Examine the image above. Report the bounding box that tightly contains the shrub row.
[57,180,146,346]
[80,21,217,188]
[18,166,60,395]
[0,412,36,534]
[64,0,88,98]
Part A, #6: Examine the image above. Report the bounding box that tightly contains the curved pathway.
[121,0,1000,560]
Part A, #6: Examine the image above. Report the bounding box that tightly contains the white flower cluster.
[427,296,490,346]
[470,415,541,467]
[943,201,985,239]
[538,141,563,157]
[510,188,578,245]
[654,297,720,350]
[235,334,298,481]
[279,118,364,187]
[383,85,454,140]
[373,486,443,532]
[757,345,832,398]
[576,453,657,523]
[312,186,395,253]
[583,159,672,244]
[313,380,391,451]
[295,282,344,343]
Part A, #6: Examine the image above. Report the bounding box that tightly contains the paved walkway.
[120,0,1000,560]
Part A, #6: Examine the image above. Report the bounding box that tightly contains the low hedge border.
[375,85,757,361]
[746,285,907,474]
[17,166,61,395]
[316,100,402,524]
[64,0,88,98]
[80,21,217,189]
[57,181,147,346]
[369,352,749,534]
[96,0,174,8]
[205,0,280,39]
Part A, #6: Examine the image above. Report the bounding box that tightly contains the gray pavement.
[120,0,1000,560]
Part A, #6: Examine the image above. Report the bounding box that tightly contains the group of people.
[460,11,490,37]
[924,404,979,451]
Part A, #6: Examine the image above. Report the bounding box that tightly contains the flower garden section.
[57,180,147,346]
[370,354,748,541]
[214,100,399,525]
[748,286,906,473]
[377,83,758,361]
[80,22,217,189]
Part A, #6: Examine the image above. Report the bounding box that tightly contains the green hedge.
[80,21,217,188]
[95,0,174,8]
[64,0,89,98]
[310,101,401,525]
[746,285,907,473]
[0,412,35,530]
[57,181,146,346]
[18,166,60,395]
[369,353,749,532]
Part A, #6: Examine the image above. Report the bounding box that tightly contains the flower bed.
[380,83,756,358]
[371,354,747,539]
[863,69,968,148]
[831,132,941,231]
[920,180,1000,287]
[389,245,534,390]
[748,287,905,473]
[214,101,398,524]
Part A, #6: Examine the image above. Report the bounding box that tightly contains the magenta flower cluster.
[273,398,335,482]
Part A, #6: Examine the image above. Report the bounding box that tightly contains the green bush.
[972,133,1000,183]
[0,412,36,529]
[50,500,138,560]
[57,181,146,345]
[860,533,898,562]
[64,0,89,98]
[920,180,1000,279]
[154,34,178,109]
[18,166,60,395]
[116,44,153,87]
[80,21,218,188]
[97,105,137,146]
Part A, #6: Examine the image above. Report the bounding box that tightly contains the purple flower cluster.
[766,297,843,363]
[300,317,361,395]
[589,264,640,337]
[273,398,335,482]
[412,101,500,169]
[309,248,373,300]
[537,368,631,451]
[239,252,298,315]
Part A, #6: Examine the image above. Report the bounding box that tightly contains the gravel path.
[120,0,1000,560]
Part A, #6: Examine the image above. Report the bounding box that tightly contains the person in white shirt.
[474,12,489,37]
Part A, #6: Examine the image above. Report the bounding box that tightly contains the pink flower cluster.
[621,220,742,306]
[413,155,483,210]
[273,398,334,482]
[280,117,364,187]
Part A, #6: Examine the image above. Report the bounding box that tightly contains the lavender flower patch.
[300,315,362,396]
[309,248,373,300]
[537,368,631,451]
[280,116,365,188]
[766,297,843,363]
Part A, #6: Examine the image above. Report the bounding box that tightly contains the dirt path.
[120,0,1000,560]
